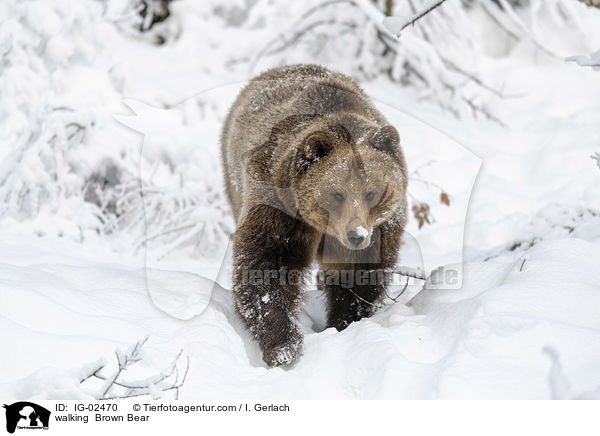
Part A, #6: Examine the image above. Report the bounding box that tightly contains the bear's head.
[252,113,407,250]
[296,123,406,250]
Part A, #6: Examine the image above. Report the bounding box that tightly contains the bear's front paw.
[328,317,351,332]
[262,332,303,367]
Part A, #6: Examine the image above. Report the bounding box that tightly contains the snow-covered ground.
[1,0,600,400]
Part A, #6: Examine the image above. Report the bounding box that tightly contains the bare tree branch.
[383,0,448,35]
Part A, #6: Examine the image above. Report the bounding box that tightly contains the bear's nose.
[347,229,366,247]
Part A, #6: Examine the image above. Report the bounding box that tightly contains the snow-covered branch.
[577,0,600,8]
[80,338,189,400]
[251,0,507,125]
[566,50,600,71]
[382,0,448,35]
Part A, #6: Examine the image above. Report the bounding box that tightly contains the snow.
[2,236,599,399]
[352,226,368,238]
[1,0,600,400]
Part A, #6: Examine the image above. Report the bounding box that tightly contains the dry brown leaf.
[440,192,450,206]
[412,202,432,229]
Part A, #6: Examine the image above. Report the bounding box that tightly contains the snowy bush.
[0,0,232,257]
[0,0,106,230]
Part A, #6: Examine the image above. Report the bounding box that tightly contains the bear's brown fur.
[221,64,408,366]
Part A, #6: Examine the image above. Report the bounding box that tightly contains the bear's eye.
[365,191,376,201]
[332,192,345,202]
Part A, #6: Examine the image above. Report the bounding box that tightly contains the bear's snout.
[345,225,370,249]
[347,228,365,247]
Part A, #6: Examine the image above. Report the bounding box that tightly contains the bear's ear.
[371,125,400,156]
[297,133,333,171]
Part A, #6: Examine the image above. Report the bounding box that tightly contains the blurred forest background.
[1,0,599,260]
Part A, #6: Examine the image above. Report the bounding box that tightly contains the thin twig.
[101,353,126,398]
[441,58,506,98]
[392,0,448,34]
[100,337,148,398]
[383,279,410,302]
[80,364,105,384]
[347,287,383,309]
[462,96,507,128]
[349,265,427,305]
[410,177,445,192]
[135,223,197,251]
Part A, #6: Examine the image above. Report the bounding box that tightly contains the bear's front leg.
[319,221,403,331]
[233,204,317,366]
[320,263,387,331]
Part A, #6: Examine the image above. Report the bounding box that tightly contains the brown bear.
[220,64,408,366]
